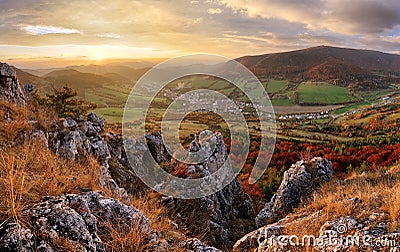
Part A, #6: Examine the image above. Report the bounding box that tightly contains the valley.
[14,46,400,205]
[2,45,400,251]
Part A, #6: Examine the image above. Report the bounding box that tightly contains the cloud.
[98,33,122,39]
[207,8,222,14]
[0,0,399,64]
[22,25,81,35]
[214,0,400,35]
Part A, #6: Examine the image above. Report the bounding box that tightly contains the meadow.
[296,82,358,105]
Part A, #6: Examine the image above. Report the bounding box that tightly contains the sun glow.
[96,52,103,60]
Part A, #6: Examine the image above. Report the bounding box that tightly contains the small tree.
[33,86,96,118]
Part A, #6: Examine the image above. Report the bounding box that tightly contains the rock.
[47,113,135,199]
[90,137,111,162]
[105,132,149,195]
[145,132,172,164]
[63,117,78,129]
[189,138,200,152]
[315,215,400,252]
[233,221,285,252]
[87,112,104,131]
[23,83,34,95]
[235,205,400,251]
[0,63,29,106]
[56,130,91,161]
[0,191,155,252]
[237,199,254,219]
[0,223,35,252]
[180,238,222,252]
[146,130,255,248]
[256,157,333,227]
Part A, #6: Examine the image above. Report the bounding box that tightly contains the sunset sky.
[1,0,400,68]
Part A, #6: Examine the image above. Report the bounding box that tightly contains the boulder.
[234,212,400,252]
[47,114,134,199]
[0,63,29,106]
[180,238,223,252]
[256,157,333,227]
[145,131,172,164]
[0,191,156,252]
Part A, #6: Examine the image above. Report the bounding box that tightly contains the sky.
[1,0,400,68]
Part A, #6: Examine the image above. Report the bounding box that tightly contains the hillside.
[9,46,400,124]
[2,58,400,251]
[235,46,400,90]
[43,69,113,88]
[23,64,153,82]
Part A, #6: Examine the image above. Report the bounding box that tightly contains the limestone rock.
[0,223,35,252]
[0,63,29,106]
[0,191,153,252]
[235,206,400,251]
[146,130,255,248]
[145,131,172,164]
[180,238,223,252]
[105,132,149,195]
[256,157,333,227]
[47,114,132,198]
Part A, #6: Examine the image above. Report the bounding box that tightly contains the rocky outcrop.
[0,63,30,106]
[46,112,155,197]
[148,130,255,248]
[180,238,223,252]
[47,113,128,199]
[315,215,400,251]
[105,132,149,195]
[256,157,333,227]
[0,190,222,252]
[0,191,166,252]
[145,131,172,164]
[234,211,400,251]
[49,113,108,162]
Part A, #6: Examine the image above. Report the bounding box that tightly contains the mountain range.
[235,46,400,90]
[9,45,400,93]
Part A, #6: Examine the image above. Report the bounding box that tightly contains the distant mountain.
[42,69,114,91]
[106,61,156,69]
[235,46,400,90]
[43,69,82,78]
[103,73,132,84]
[23,63,154,82]
[12,67,53,93]
[21,69,48,77]
[13,67,44,84]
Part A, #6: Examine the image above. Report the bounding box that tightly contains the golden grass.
[0,100,188,251]
[100,221,155,252]
[96,192,190,251]
[0,140,101,224]
[284,171,400,237]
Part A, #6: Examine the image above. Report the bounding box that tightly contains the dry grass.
[0,100,102,227]
[100,221,155,252]
[96,192,189,251]
[0,100,204,251]
[284,170,400,238]
[0,140,101,224]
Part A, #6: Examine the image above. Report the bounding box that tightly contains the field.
[82,76,400,143]
[273,104,343,114]
[296,82,358,105]
[264,79,287,93]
